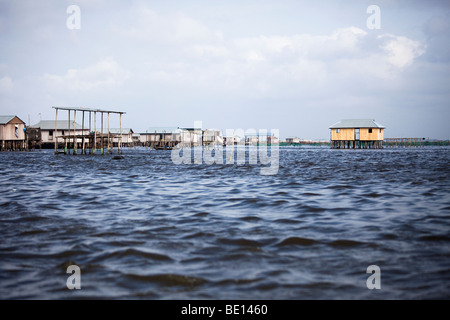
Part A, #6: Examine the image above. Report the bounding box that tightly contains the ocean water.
[0,147,449,299]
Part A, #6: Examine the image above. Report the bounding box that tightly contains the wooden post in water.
[54,108,58,154]
[66,110,70,154]
[82,111,85,154]
[93,111,97,154]
[101,112,104,155]
[119,113,122,154]
[89,111,92,154]
[73,110,77,155]
[108,112,111,154]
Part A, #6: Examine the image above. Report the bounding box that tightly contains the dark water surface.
[0,147,449,299]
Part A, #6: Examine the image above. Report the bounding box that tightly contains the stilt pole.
[108,112,111,154]
[119,113,122,154]
[82,111,85,154]
[54,108,58,154]
[73,110,77,155]
[89,111,91,154]
[94,111,97,154]
[101,112,104,155]
[66,110,70,154]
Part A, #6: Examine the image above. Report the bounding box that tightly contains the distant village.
[0,107,329,153]
[0,108,448,152]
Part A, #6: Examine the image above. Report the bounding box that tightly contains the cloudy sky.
[0,0,449,139]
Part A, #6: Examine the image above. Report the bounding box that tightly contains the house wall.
[148,135,161,142]
[181,131,202,144]
[331,128,354,141]
[113,134,132,144]
[41,130,54,143]
[203,130,221,142]
[40,129,89,143]
[331,128,384,141]
[139,133,180,143]
[166,133,180,142]
[139,135,148,143]
[360,128,384,141]
[0,121,25,141]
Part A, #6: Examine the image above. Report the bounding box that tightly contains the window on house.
[369,128,373,133]
[15,125,19,138]
[336,129,340,133]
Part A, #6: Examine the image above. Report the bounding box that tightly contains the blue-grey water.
[0,147,449,299]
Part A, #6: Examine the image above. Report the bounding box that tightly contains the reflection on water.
[0,147,449,299]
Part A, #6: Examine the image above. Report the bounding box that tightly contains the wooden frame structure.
[53,107,126,155]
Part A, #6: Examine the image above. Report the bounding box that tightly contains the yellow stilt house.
[330,119,385,149]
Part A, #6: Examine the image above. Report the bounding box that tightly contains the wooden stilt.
[73,110,77,155]
[108,112,111,154]
[101,112,104,155]
[54,108,58,154]
[89,111,92,154]
[119,113,122,154]
[82,111,85,154]
[94,111,97,154]
[66,110,70,154]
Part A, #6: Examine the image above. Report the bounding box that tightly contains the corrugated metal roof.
[0,115,16,124]
[180,128,202,132]
[245,130,279,137]
[329,119,385,129]
[102,128,133,134]
[204,130,221,136]
[30,120,83,130]
[144,127,181,134]
[0,115,25,125]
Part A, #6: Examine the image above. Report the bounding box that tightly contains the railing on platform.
[384,138,426,148]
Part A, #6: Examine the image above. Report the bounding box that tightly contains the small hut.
[180,127,203,147]
[103,128,134,147]
[141,127,181,149]
[286,137,301,144]
[203,129,222,146]
[329,119,385,149]
[31,120,86,148]
[0,115,26,151]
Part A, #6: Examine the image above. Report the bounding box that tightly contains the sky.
[0,0,449,140]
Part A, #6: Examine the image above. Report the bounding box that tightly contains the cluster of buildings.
[0,112,389,152]
[0,114,280,152]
